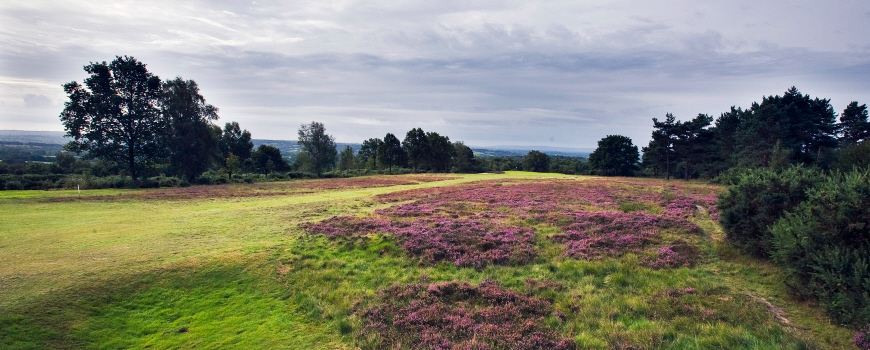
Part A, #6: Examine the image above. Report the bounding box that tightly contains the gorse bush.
[770,169,870,326]
[717,166,824,257]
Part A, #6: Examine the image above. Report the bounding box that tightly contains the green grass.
[0,172,858,349]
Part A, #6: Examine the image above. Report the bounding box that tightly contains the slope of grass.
[0,172,858,349]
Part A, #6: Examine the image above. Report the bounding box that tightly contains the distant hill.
[472,146,592,158]
[0,131,591,159]
[0,130,67,145]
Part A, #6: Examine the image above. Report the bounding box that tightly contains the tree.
[297,121,337,176]
[451,141,477,173]
[733,87,838,167]
[380,133,405,174]
[673,113,715,180]
[337,145,356,171]
[840,101,870,144]
[403,128,428,171]
[162,77,220,181]
[522,150,550,172]
[251,144,287,174]
[643,113,678,180]
[220,122,253,163]
[60,56,163,184]
[426,132,454,172]
[358,138,383,169]
[589,135,639,176]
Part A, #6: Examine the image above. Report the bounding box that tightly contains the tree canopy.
[297,121,337,176]
[60,56,164,183]
[589,135,639,176]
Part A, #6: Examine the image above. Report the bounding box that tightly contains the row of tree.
[296,123,479,176]
[641,87,870,179]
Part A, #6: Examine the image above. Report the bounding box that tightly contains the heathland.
[0,172,857,349]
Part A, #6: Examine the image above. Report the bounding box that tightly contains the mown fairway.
[0,172,857,349]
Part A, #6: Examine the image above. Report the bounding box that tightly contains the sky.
[2,0,870,149]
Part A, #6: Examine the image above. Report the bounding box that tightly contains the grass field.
[0,172,858,349]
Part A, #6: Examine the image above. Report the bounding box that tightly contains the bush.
[717,166,823,257]
[856,325,870,350]
[770,169,870,326]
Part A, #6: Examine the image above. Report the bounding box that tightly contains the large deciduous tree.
[60,56,163,183]
[220,121,253,162]
[522,150,550,172]
[589,135,639,176]
[359,138,384,170]
[403,128,429,171]
[162,77,220,181]
[297,121,337,176]
[380,133,406,174]
[426,132,454,172]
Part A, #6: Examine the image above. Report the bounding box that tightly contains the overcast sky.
[2,0,870,148]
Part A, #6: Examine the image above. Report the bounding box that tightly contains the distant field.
[0,172,856,349]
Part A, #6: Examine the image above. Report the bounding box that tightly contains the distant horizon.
[0,129,594,154]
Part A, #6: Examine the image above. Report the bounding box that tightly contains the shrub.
[358,280,576,350]
[856,325,870,350]
[717,166,823,257]
[770,169,870,326]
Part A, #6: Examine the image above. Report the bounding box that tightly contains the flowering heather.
[358,280,576,350]
[394,218,537,269]
[376,180,618,214]
[642,242,702,269]
[856,325,870,350]
[299,216,394,239]
[549,211,661,259]
[302,216,536,268]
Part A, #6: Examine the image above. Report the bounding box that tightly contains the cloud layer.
[2,0,870,147]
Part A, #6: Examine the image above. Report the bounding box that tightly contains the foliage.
[522,150,550,172]
[161,78,220,181]
[588,135,639,176]
[840,101,870,144]
[733,87,838,167]
[379,133,405,174]
[425,131,454,172]
[60,56,164,183]
[717,166,824,257]
[643,113,679,179]
[358,138,383,170]
[358,280,576,350]
[337,145,356,171]
[220,121,253,163]
[856,325,870,350]
[402,128,428,171]
[451,141,478,173]
[769,169,870,326]
[831,141,870,172]
[251,145,288,174]
[297,121,337,176]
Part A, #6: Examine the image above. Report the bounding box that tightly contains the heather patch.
[856,325,870,350]
[641,241,702,270]
[302,216,537,269]
[548,211,686,260]
[357,280,576,350]
[299,216,394,239]
[376,179,720,225]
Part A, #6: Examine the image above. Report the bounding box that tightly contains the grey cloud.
[23,94,52,108]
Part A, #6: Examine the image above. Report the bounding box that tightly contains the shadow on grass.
[0,253,343,350]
